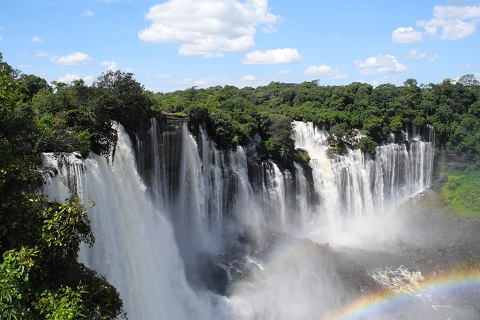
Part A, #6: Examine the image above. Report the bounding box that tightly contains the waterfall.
[42,124,223,320]
[293,121,434,217]
[42,120,435,320]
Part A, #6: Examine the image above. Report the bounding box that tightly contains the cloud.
[50,52,92,65]
[83,10,95,17]
[459,63,476,69]
[277,70,291,75]
[242,75,256,81]
[356,54,408,75]
[403,49,438,61]
[138,0,280,57]
[32,36,45,43]
[35,50,49,57]
[417,6,480,40]
[57,74,94,84]
[304,65,349,79]
[242,48,301,64]
[156,73,172,78]
[83,75,94,84]
[391,27,423,44]
[194,78,213,87]
[101,60,118,71]
[169,77,213,87]
[58,73,81,83]
[173,78,194,85]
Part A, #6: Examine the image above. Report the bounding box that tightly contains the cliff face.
[435,148,472,170]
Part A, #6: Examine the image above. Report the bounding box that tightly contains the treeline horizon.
[4,51,480,166]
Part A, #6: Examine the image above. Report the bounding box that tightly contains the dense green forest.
[152,76,480,165]
[1,50,480,318]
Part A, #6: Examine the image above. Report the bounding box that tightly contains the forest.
[1,51,479,318]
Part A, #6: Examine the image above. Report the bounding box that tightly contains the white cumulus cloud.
[83,75,94,84]
[403,49,438,61]
[58,74,94,84]
[304,65,349,79]
[242,48,301,64]
[50,52,92,65]
[459,63,476,69]
[101,60,118,71]
[138,0,280,57]
[242,75,256,81]
[35,50,49,57]
[403,49,426,60]
[417,5,480,40]
[83,10,95,17]
[356,54,408,75]
[32,36,45,43]
[391,27,423,44]
[58,73,81,83]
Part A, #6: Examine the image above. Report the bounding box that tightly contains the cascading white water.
[293,121,434,217]
[42,124,224,320]
[293,121,435,245]
[42,120,435,320]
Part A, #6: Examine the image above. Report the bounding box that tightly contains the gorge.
[40,119,480,320]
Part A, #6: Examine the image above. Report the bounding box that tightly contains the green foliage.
[0,247,37,319]
[207,109,238,149]
[0,53,19,78]
[389,116,403,133]
[40,197,94,257]
[19,74,52,100]
[358,136,378,154]
[263,139,290,165]
[95,70,153,132]
[0,193,125,319]
[294,150,310,164]
[441,166,480,216]
[36,286,88,320]
[0,54,125,319]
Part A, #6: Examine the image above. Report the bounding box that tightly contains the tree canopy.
[0,55,125,319]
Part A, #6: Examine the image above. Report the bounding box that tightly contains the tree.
[0,58,125,319]
[458,74,479,87]
[95,70,153,131]
[0,52,20,78]
[19,74,52,100]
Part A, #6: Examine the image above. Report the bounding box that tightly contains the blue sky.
[1,0,479,92]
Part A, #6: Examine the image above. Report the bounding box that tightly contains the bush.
[441,166,480,216]
[358,136,378,154]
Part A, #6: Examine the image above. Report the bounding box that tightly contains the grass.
[441,165,480,216]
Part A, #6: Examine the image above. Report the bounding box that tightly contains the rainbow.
[323,269,480,320]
